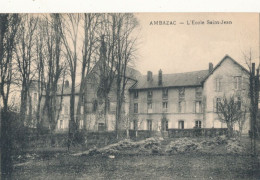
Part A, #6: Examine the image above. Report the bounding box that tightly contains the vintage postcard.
[1,12,260,179]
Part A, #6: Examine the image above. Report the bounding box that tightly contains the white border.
[1,0,260,13]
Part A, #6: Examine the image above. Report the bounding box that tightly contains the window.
[178,101,185,113]
[215,78,221,92]
[147,102,152,109]
[195,87,202,99]
[162,88,168,98]
[106,99,110,112]
[81,95,84,103]
[79,119,84,129]
[98,123,105,131]
[179,88,185,99]
[216,98,221,112]
[178,120,184,129]
[236,96,241,110]
[60,104,64,114]
[34,93,37,102]
[233,76,242,90]
[133,119,138,130]
[147,90,153,99]
[134,91,139,99]
[195,101,202,113]
[162,102,168,112]
[64,105,69,115]
[134,103,138,113]
[195,120,202,128]
[147,119,152,131]
[93,100,98,112]
[161,119,168,131]
[147,102,152,113]
[80,106,84,114]
[59,120,63,129]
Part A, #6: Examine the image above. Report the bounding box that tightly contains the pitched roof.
[130,70,209,90]
[201,54,249,83]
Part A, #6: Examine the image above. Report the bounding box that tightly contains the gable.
[202,55,249,84]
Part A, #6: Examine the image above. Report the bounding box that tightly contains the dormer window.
[179,88,185,100]
[162,88,168,98]
[195,87,202,99]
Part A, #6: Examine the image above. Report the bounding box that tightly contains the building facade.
[129,55,250,134]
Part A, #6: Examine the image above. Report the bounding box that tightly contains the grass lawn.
[12,153,260,180]
[10,137,260,180]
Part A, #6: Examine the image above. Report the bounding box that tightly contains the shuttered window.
[215,78,221,92]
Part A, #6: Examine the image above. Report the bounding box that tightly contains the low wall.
[168,128,229,138]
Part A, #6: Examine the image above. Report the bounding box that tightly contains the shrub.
[165,138,202,154]
[226,140,245,154]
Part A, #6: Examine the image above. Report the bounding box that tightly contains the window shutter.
[214,78,217,91]
[242,77,247,90]
[193,101,196,113]
[219,78,222,91]
[213,98,216,112]
[238,77,242,90]
[232,76,236,90]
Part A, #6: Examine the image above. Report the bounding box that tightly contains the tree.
[75,13,100,132]
[15,14,38,127]
[0,14,20,179]
[96,13,139,137]
[59,14,81,150]
[36,14,66,141]
[96,14,118,131]
[243,51,259,155]
[217,95,244,138]
[113,13,138,138]
[0,14,20,112]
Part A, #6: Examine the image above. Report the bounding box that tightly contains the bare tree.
[15,14,38,126]
[113,13,139,138]
[35,18,46,134]
[217,95,244,138]
[0,13,20,179]
[95,14,118,131]
[58,14,81,149]
[35,14,66,141]
[0,14,20,112]
[75,13,100,132]
[243,50,259,155]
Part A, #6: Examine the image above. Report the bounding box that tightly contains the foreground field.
[11,137,260,180]
[12,153,260,180]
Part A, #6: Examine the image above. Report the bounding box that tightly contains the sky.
[134,13,259,75]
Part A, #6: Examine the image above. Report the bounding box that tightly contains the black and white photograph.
[1,11,260,179]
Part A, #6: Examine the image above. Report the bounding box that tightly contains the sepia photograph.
[1,12,260,179]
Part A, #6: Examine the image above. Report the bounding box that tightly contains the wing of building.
[129,55,250,134]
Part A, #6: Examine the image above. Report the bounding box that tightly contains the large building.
[128,55,250,134]
[26,55,251,134]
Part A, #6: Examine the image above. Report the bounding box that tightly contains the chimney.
[158,69,162,86]
[209,63,213,73]
[65,80,69,88]
[147,71,153,81]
